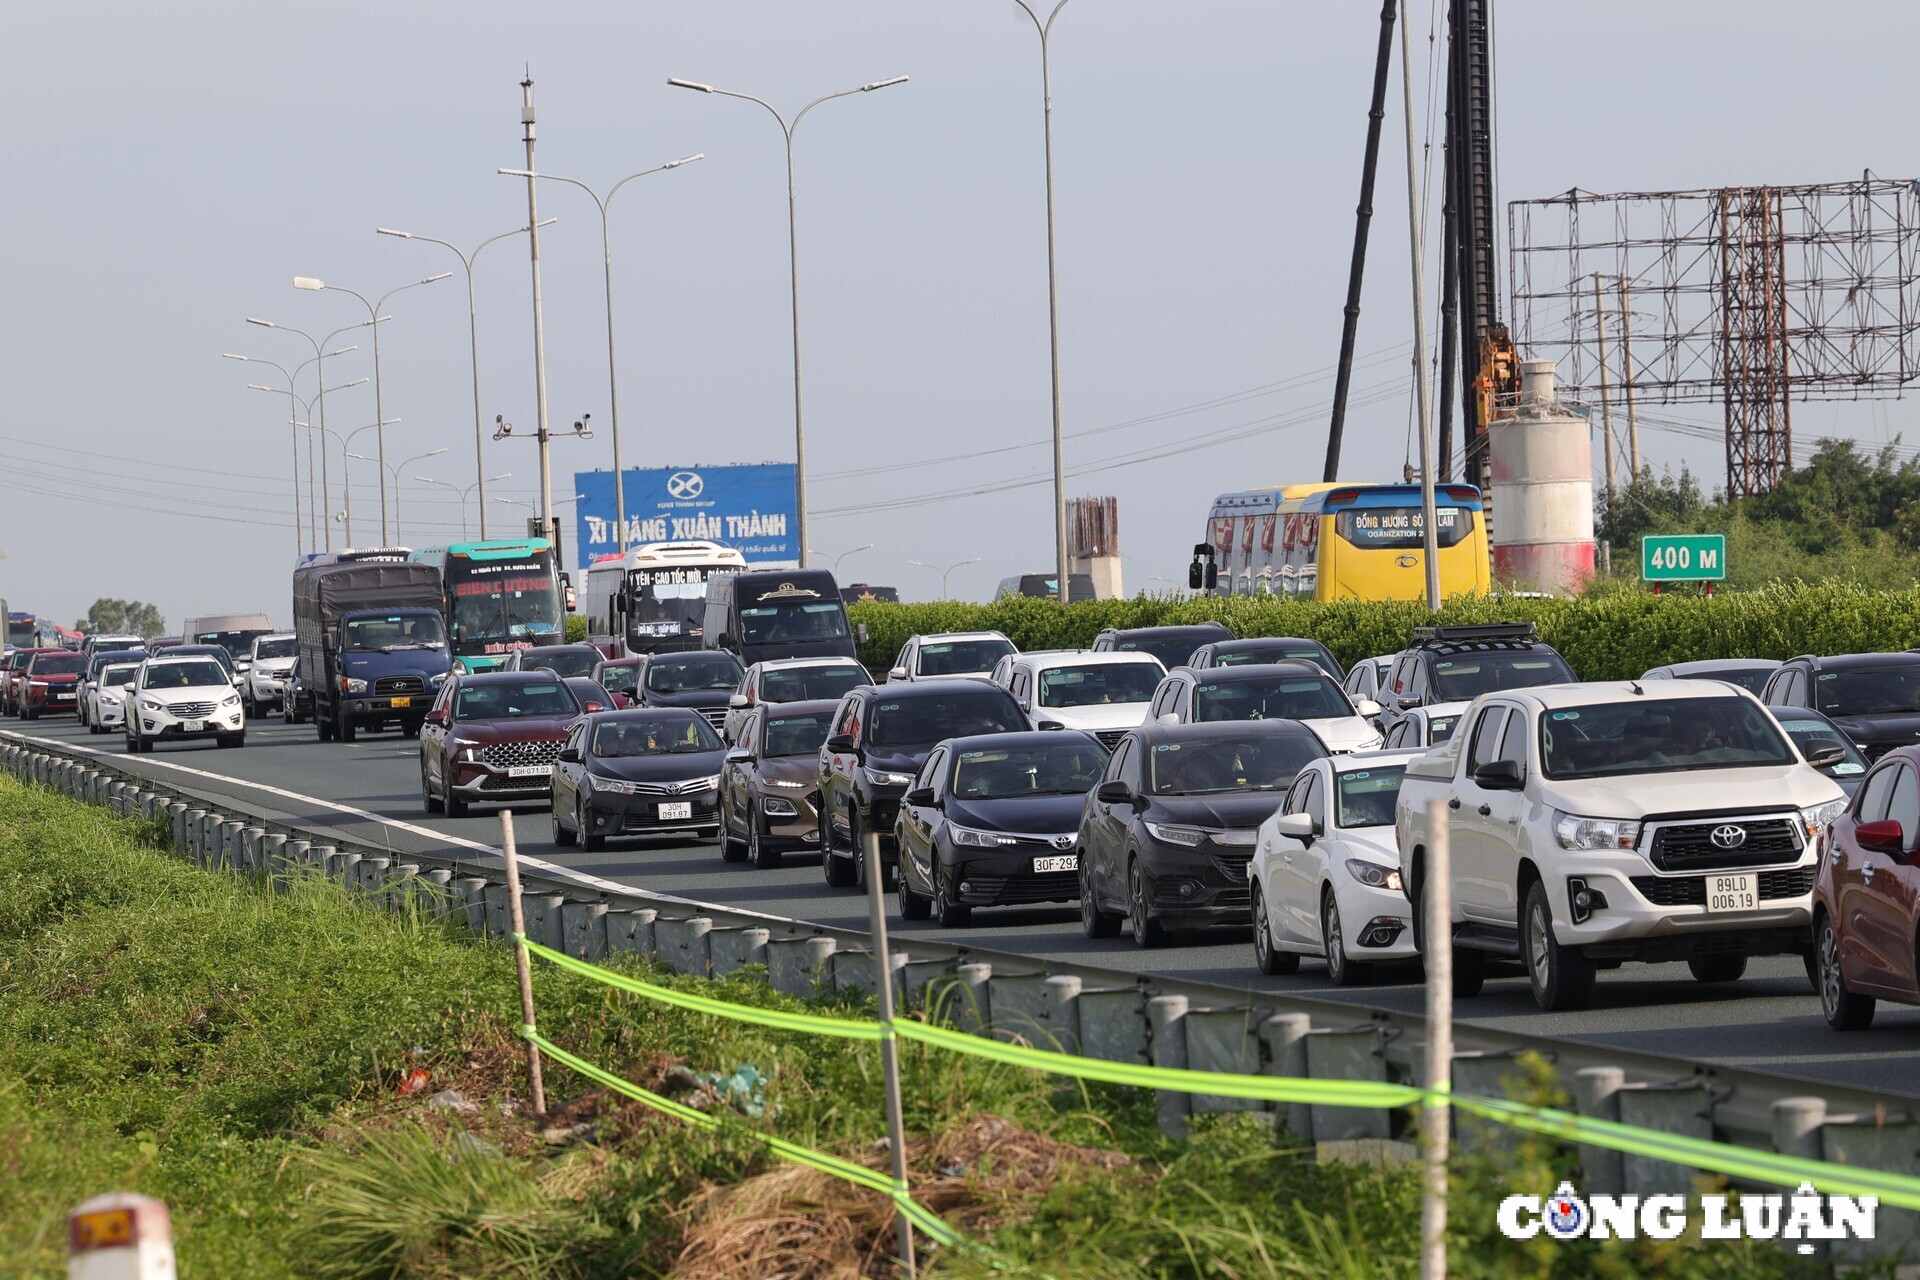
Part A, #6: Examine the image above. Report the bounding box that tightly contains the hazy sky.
[5,1,1918,628]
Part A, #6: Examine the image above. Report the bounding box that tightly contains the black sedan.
[1186,636,1345,681]
[1768,703,1870,799]
[632,650,747,738]
[895,731,1109,927]
[1078,719,1327,948]
[508,644,606,679]
[550,708,728,851]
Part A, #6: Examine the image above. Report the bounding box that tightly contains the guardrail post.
[173,805,197,858]
[899,954,959,1012]
[484,883,512,940]
[454,877,490,935]
[1821,1119,1920,1264]
[1618,1083,1712,1197]
[388,863,421,912]
[1146,994,1192,1136]
[523,894,566,952]
[240,827,267,877]
[1258,1012,1315,1143]
[608,908,657,958]
[1078,986,1150,1065]
[657,915,713,977]
[1772,1097,1830,1265]
[1451,1052,1526,1157]
[261,834,290,890]
[709,926,770,975]
[356,856,390,900]
[105,779,126,814]
[418,868,453,915]
[1042,975,1082,1055]
[324,849,361,887]
[196,814,224,867]
[767,934,831,995]
[1185,1007,1265,1116]
[1304,1028,1392,1143]
[218,819,247,872]
[562,902,608,959]
[953,962,992,1035]
[1571,1066,1627,1195]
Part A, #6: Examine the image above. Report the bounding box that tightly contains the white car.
[125,654,246,753]
[885,631,1018,684]
[1343,653,1399,708]
[82,633,144,661]
[1250,750,1424,983]
[86,658,144,734]
[1380,701,1470,751]
[243,632,299,718]
[995,650,1166,753]
[1146,663,1384,754]
[723,655,871,743]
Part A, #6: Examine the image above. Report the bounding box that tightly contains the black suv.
[1090,622,1232,672]
[1375,623,1575,731]
[1762,652,1920,763]
[817,680,1028,890]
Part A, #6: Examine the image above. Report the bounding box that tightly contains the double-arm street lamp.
[908,556,982,600]
[333,418,403,545]
[668,73,907,568]
[497,157,703,558]
[350,446,446,541]
[246,374,368,552]
[244,317,374,552]
[226,345,355,555]
[290,271,452,543]
[376,220,555,539]
[417,471,511,540]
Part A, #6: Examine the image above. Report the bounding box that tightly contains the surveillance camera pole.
[495,412,590,565]
[519,74,557,554]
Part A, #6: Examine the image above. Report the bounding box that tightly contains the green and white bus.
[411,538,566,671]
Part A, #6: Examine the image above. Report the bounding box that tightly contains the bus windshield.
[447,550,565,655]
[628,568,719,639]
[739,600,850,646]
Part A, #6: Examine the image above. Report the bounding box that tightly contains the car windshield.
[1147,735,1323,795]
[597,665,639,695]
[195,629,268,658]
[1116,633,1218,670]
[761,664,867,703]
[1193,673,1352,722]
[591,716,720,756]
[915,638,1015,677]
[1539,696,1797,780]
[1335,766,1407,828]
[1214,645,1338,678]
[143,661,228,689]
[255,638,298,660]
[346,614,446,653]
[1701,666,1775,695]
[32,654,86,676]
[1039,662,1163,708]
[454,681,577,720]
[647,655,744,694]
[1430,650,1574,700]
[523,649,600,679]
[1813,665,1920,717]
[868,691,1026,748]
[763,711,834,758]
[738,600,850,645]
[102,664,140,687]
[1775,715,1870,781]
[1427,713,1463,744]
[949,742,1108,799]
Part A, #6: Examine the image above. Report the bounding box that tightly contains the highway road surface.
[14,714,1920,1099]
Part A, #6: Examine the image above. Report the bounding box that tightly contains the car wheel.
[933,867,972,928]
[317,714,335,743]
[750,820,780,870]
[1687,954,1747,984]
[1080,854,1122,939]
[21,706,35,721]
[1128,857,1168,949]
[720,813,748,863]
[336,711,357,743]
[1250,884,1298,974]
[422,761,444,815]
[579,799,606,852]
[444,780,468,819]
[550,793,575,846]
[1323,890,1367,987]
[897,850,932,921]
[1802,947,1819,993]
[1522,880,1595,1012]
[1817,911,1875,1031]
[822,807,858,888]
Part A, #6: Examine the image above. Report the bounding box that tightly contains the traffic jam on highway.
[9,533,1920,1035]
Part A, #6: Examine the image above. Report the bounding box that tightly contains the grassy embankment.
[0,772,1841,1279]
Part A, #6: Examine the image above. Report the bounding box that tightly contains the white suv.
[243,632,299,718]
[1395,680,1847,1010]
[993,650,1166,753]
[885,631,1017,684]
[126,655,246,753]
[86,658,144,734]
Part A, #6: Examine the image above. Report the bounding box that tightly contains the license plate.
[389,696,411,709]
[181,720,203,733]
[506,765,548,778]
[659,801,693,820]
[55,692,73,701]
[1705,873,1757,913]
[1033,854,1078,873]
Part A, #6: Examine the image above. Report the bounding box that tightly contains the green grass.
[0,773,1875,1278]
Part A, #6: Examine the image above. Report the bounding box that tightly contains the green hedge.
[850,581,1920,682]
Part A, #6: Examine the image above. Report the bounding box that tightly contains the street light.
[334,417,403,545]
[351,446,446,541]
[907,556,981,600]
[226,344,355,555]
[377,220,555,539]
[497,156,702,558]
[417,472,511,540]
[819,543,873,576]
[246,372,368,552]
[1007,0,1075,601]
[669,73,908,568]
[245,317,374,551]
[290,271,452,542]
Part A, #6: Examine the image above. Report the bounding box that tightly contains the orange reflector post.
[68,1207,135,1252]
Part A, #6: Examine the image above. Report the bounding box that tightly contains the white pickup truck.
[1395,680,1847,1010]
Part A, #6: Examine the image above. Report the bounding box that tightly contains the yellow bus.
[1198,482,1490,602]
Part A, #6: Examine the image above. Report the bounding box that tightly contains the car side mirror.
[888,666,908,681]
[121,682,137,693]
[1156,711,1179,726]
[1037,720,1064,731]
[903,786,936,808]
[825,733,857,755]
[1471,760,1525,791]
[728,692,749,709]
[1274,812,1317,841]
[323,632,339,652]
[558,747,581,763]
[1803,742,1847,769]
[583,702,605,715]
[718,632,734,649]
[1096,780,1133,805]
[1857,820,1904,854]
[1355,698,1382,718]
[424,708,448,726]
[725,747,752,764]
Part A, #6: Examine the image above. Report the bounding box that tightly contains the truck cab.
[293,561,451,744]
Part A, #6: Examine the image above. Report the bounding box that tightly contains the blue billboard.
[573,463,798,569]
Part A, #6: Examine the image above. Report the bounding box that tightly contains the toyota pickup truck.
[1395,680,1847,1010]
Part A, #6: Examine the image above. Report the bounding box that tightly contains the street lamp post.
[226,346,355,555]
[820,543,873,577]
[377,220,555,539]
[668,73,908,568]
[290,271,452,543]
[245,318,374,552]
[335,418,403,545]
[246,372,368,553]
[417,472,511,540]
[907,556,981,600]
[352,447,446,541]
[497,156,703,558]
[1009,0,1075,602]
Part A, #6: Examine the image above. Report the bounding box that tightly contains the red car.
[3,647,63,717]
[17,649,88,720]
[1816,744,1920,1029]
[592,658,644,709]
[418,671,587,819]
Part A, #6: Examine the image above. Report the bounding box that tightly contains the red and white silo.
[1488,359,1596,595]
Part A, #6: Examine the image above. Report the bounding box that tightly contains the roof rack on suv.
[1409,622,1537,646]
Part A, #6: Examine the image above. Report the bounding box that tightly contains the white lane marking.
[1,728,811,927]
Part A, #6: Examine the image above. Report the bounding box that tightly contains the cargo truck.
[292,562,451,743]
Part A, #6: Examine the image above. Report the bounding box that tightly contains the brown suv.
[419,672,584,818]
[719,699,836,867]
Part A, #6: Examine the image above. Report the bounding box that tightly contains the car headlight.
[344,678,369,694]
[589,776,641,795]
[140,697,165,712]
[1358,734,1384,751]
[221,693,241,707]
[456,743,485,763]
[1144,821,1206,848]
[1553,812,1642,851]
[1802,798,1848,844]
[762,796,799,817]
[864,767,915,787]
[951,824,1020,848]
[1345,858,1404,891]
[1210,828,1258,847]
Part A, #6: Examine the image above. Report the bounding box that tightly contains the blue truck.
[291,561,451,743]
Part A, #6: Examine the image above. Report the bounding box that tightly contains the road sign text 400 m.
[1641,534,1727,582]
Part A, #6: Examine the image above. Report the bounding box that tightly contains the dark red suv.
[1815,744,1920,1029]
[4,648,65,717]
[17,649,88,720]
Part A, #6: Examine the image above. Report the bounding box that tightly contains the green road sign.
[1642,533,1727,582]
